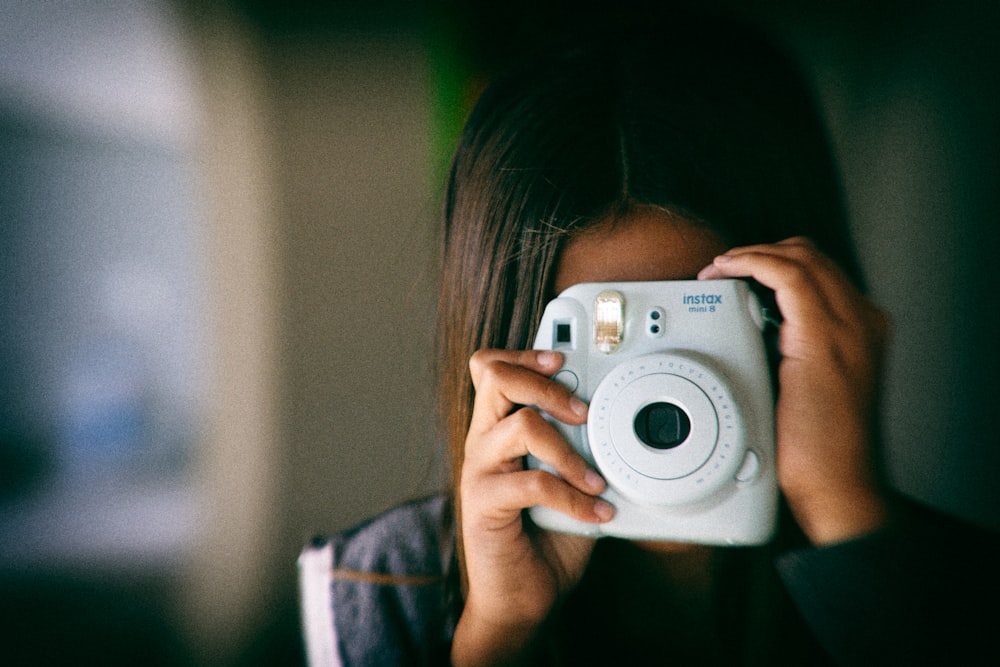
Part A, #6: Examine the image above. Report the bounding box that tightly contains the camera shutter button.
[552,369,579,393]
[735,450,760,482]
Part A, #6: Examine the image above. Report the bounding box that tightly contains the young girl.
[302,12,996,666]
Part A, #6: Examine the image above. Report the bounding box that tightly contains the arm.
[700,238,999,663]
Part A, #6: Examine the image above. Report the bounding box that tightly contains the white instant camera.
[528,279,778,545]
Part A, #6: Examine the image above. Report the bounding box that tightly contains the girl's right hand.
[451,349,615,666]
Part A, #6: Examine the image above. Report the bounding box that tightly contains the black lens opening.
[634,402,691,450]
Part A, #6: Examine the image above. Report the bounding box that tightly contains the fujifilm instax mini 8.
[528,279,778,545]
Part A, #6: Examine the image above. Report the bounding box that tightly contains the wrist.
[786,485,893,546]
[451,603,546,667]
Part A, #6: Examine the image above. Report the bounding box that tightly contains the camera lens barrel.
[588,352,745,505]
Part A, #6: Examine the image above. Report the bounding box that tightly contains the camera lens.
[634,402,691,450]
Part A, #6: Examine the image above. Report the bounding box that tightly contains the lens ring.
[587,352,745,505]
[605,372,717,480]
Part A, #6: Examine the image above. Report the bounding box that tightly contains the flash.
[594,289,625,353]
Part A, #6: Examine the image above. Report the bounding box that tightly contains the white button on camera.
[552,370,579,393]
[735,450,760,482]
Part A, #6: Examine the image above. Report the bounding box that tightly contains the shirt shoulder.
[300,494,460,667]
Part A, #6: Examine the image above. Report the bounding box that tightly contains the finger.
[719,238,845,285]
[474,468,615,524]
[703,238,853,295]
[469,408,606,496]
[697,242,858,325]
[468,349,563,387]
[468,353,588,433]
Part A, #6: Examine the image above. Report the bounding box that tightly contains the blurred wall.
[0,1,207,664]
[180,5,284,663]
[180,1,444,663]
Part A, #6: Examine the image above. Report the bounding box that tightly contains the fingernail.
[593,499,615,521]
[570,397,589,417]
[584,469,606,493]
[714,254,733,263]
[538,351,561,367]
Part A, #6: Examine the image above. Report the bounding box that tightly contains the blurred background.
[1,0,996,664]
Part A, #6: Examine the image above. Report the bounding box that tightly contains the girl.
[303,11,996,666]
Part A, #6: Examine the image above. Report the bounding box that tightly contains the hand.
[452,349,614,666]
[698,237,892,545]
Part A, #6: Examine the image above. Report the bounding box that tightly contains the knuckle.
[520,469,554,499]
[785,241,817,263]
[780,236,817,254]
[469,349,513,382]
[475,359,507,389]
[781,237,828,270]
[507,406,542,433]
[778,258,814,290]
[468,349,490,376]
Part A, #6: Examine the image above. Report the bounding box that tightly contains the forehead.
[554,210,730,294]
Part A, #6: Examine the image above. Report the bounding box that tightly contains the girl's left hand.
[698,237,892,545]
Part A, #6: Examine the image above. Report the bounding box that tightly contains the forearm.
[785,482,893,546]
